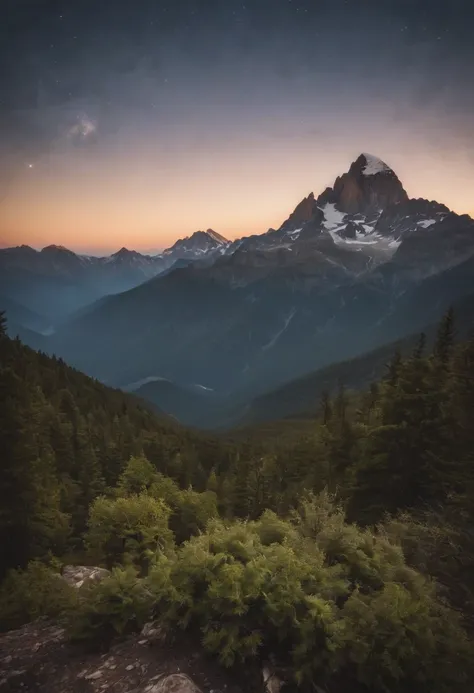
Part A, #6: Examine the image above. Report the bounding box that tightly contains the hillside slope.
[0,313,232,577]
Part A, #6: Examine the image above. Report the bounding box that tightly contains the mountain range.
[0,229,229,325]
[3,152,474,427]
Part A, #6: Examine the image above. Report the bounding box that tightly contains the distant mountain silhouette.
[7,153,474,427]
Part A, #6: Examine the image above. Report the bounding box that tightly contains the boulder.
[144,673,203,693]
[61,565,110,589]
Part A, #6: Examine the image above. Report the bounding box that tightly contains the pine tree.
[434,307,455,367]
[0,311,7,338]
[413,332,427,360]
[351,351,450,522]
[386,349,402,387]
[320,390,332,425]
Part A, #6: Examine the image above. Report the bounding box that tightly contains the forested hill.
[0,312,234,578]
[2,310,474,692]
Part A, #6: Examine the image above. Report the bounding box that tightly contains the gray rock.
[140,621,166,643]
[144,673,203,693]
[262,666,282,693]
[61,565,111,588]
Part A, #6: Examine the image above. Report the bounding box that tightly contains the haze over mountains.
[3,153,474,427]
[0,229,230,326]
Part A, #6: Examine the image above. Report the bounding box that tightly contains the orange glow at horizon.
[2,135,474,255]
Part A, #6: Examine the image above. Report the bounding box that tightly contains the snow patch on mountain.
[123,376,171,391]
[262,309,296,351]
[417,219,436,228]
[342,236,379,246]
[287,228,302,240]
[362,154,392,176]
[320,203,346,230]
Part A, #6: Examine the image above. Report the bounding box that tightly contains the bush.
[0,560,77,632]
[86,493,173,570]
[378,509,474,631]
[170,489,218,544]
[149,476,218,543]
[68,566,153,645]
[339,582,473,693]
[148,515,344,672]
[146,499,474,692]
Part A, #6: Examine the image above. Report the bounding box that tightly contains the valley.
[3,1,474,690]
[3,153,474,429]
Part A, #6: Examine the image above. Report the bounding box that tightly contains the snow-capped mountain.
[210,153,469,287]
[6,152,474,426]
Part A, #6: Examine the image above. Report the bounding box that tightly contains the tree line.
[1,309,474,692]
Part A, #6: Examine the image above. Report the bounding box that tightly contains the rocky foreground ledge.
[0,618,251,693]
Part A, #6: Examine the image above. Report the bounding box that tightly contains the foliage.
[0,560,77,632]
[339,581,472,693]
[68,566,153,645]
[116,455,158,495]
[2,311,474,691]
[117,460,219,544]
[147,496,473,691]
[0,323,234,576]
[86,493,173,570]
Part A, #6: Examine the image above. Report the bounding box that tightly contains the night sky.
[1,0,473,254]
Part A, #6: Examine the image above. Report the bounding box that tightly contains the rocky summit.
[317,153,409,215]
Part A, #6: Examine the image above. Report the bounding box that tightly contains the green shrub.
[339,582,473,693]
[147,516,345,671]
[68,566,153,645]
[146,502,474,692]
[0,560,77,632]
[170,489,218,544]
[86,493,173,570]
[149,476,218,544]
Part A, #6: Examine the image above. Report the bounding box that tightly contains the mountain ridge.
[0,229,231,322]
[5,152,474,425]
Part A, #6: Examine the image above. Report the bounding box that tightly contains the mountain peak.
[203,229,228,245]
[317,153,408,215]
[113,247,138,257]
[41,244,75,254]
[359,153,393,176]
[280,192,322,232]
[166,229,229,256]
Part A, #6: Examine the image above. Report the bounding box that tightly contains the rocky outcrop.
[337,221,357,240]
[0,620,245,693]
[279,193,324,232]
[61,565,111,589]
[145,674,203,693]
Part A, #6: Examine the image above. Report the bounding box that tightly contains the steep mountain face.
[317,153,408,215]
[210,154,458,288]
[13,153,474,424]
[0,230,229,323]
